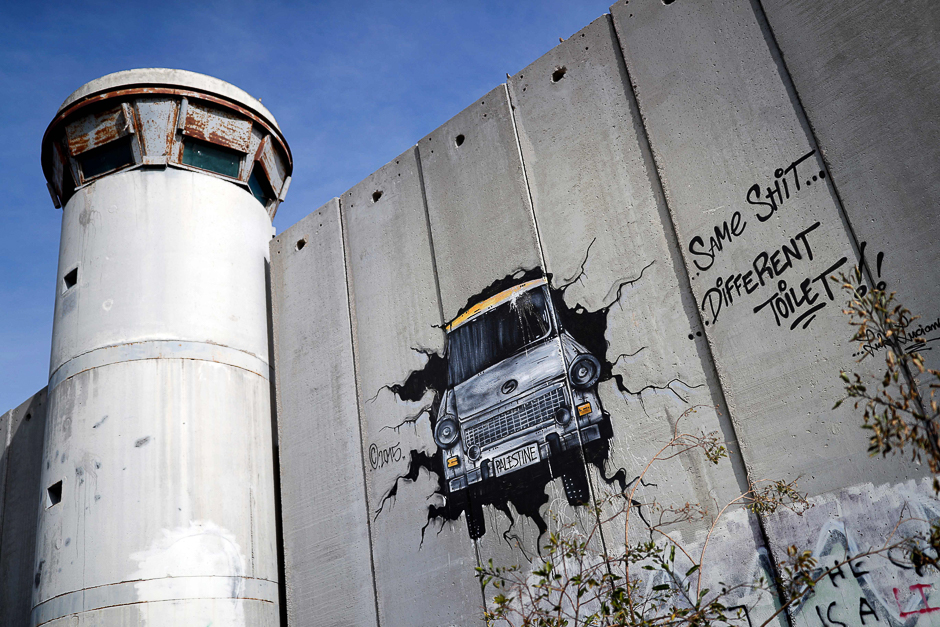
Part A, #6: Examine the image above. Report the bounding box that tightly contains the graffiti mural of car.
[433,278,608,539]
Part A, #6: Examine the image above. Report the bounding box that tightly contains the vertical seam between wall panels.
[606,10,792,622]
[505,79,614,569]
[413,146,447,328]
[414,144,492,618]
[337,196,383,627]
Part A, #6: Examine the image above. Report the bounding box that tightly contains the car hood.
[453,339,565,420]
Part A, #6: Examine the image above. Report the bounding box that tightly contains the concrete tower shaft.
[35,69,291,626]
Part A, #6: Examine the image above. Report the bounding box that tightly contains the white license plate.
[492,443,541,477]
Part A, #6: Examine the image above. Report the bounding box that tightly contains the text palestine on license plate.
[493,442,541,476]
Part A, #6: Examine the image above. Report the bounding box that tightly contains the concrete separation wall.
[271,1,940,625]
[1,388,47,627]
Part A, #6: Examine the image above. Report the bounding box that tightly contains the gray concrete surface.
[418,84,542,321]
[760,0,940,376]
[609,0,916,501]
[271,200,379,627]
[340,148,484,626]
[0,389,47,627]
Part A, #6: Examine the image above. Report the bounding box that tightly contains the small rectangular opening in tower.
[63,267,78,292]
[46,481,62,508]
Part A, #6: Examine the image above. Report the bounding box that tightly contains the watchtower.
[36,69,290,625]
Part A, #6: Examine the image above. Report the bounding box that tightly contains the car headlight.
[568,354,601,390]
[434,417,460,447]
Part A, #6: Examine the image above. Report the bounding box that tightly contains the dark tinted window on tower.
[182,137,242,178]
[77,136,135,180]
[248,164,274,207]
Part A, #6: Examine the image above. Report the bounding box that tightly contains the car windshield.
[447,286,554,386]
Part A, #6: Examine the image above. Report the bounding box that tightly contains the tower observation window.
[248,163,274,207]
[182,137,242,178]
[77,136,135,180]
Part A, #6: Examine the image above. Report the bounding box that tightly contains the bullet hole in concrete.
[372,190,383,203]
[63,267,78,292]
[552,66,567,82]
[455,134,465,147]
[663,0,676,4]
[64,537,70,546]
[24,412,31,421]
[46,481,62,508]
[134,436,151,448]
[295,238,307,251]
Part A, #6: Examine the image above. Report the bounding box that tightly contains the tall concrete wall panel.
[508,12,748,537]
[608,0,915,499]
[340,148,483,626]
[1,389,47,627]
[760,0,940,374]
[271,201,378,627]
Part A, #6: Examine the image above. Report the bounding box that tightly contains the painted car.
[433,278,607,539]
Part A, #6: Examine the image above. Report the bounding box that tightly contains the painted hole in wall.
[552,66,567,83]
[372,190,383,203]
[372,250,661,545]
[455,134,465,147]
[46,481,62,508]
[63,267,78,292]
[295,238,306,251]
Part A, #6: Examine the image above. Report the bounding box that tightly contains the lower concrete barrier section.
[760,0,940,376]
[271,200,379,627]
[0,389,47,627]
[765,479,940,627]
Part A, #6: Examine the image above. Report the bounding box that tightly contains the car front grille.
[464,385,566,450]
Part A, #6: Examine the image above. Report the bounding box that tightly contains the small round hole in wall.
[295,238,307,251]
[551,66,567,82]
[455,134,465,147]
[25,412,31,421]
[663,0,676,4]
[372,190,383,203]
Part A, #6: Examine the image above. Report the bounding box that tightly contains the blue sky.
[0,0,614,412]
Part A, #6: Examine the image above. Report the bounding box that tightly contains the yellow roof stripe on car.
[445,278,547,332]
